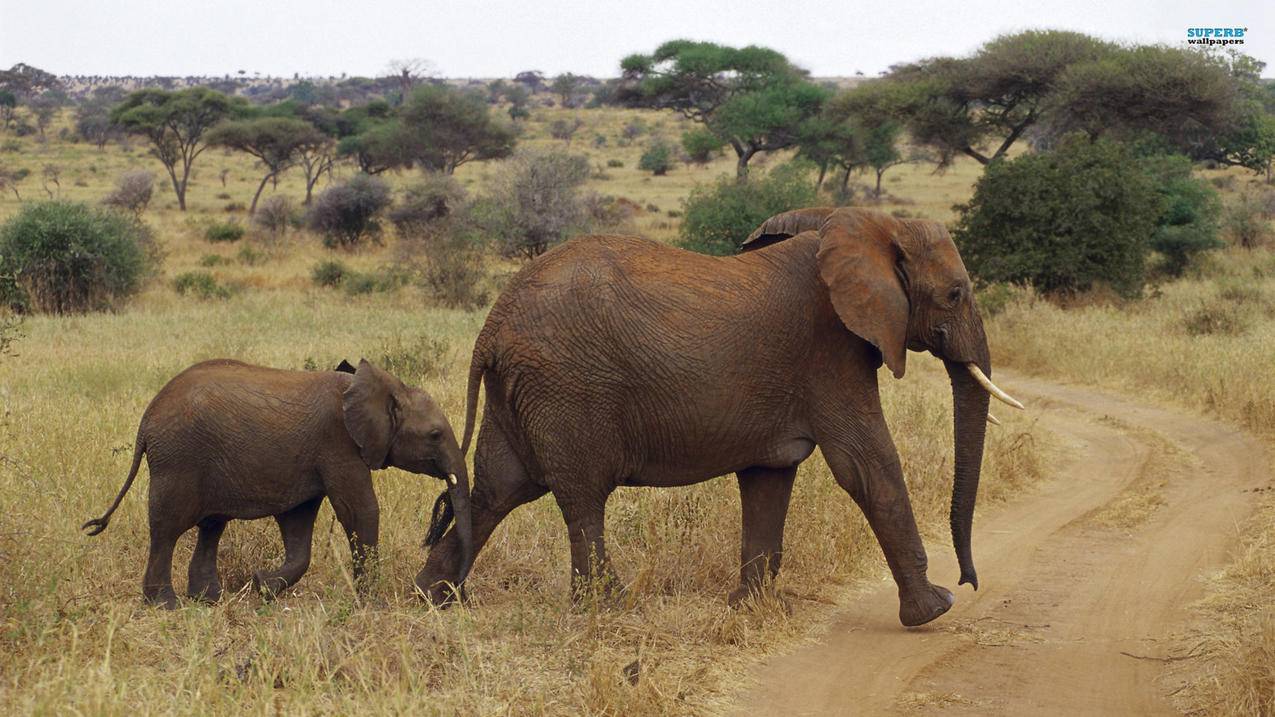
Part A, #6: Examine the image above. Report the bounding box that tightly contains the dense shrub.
[101,170,154,216]
[678,162,818,255]
[311,259,349,288]
[253,195,295,236]
[1224,190,1273,249]
[173,271,235,300]
[1142,154,1223,276]
[307,174,392,249]
[478,149,591,258]
[638,139,674,175]
[682,129,723,164]
[0,201,157,313]
[606,159,624,168]
[953,137,1160,298]
[388,174,468,237]
[204,221,245,243]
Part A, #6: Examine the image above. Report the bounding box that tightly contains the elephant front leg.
[730,465,797,608]
[822,444,954,627]
[329,482,380,593]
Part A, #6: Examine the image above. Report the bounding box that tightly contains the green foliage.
[110,88,243,209]
[0,201,156,313]
[638,139,674,175]
[204,221,245,243]
[173,271,235,300]
[376,334,449,383]
[605,159,624,168]
[620,40,830,177]
[206,116,326,213]
[681,129,722,164]
[307,174,392,249]
[954,137,1161,297]
[310,259,348,288]
[1224,190,1274,249]
[1140,154,1223,276]
[678,162,818,255]
[388,173,467,237]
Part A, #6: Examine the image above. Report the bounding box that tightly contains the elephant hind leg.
[730,465,797,608]
[187,517,227,602]
[417,423,546,604]
[253,497,322,599]
[143,526,183,609]
[554,488,618,604]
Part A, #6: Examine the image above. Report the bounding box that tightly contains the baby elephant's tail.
[81,437,146,536]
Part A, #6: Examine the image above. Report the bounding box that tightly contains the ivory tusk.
[448,473,458,486]
[987,412,1001,426]
[966,364,1025,410]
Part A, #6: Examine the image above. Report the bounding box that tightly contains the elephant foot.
[417,577,466,608]
[187,582,223,604]
[144,588,178,610]
[898,582,954,627]
[252,571,290,600]
[728,584,793,614]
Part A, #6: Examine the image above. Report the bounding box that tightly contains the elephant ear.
[740,207,839,252]
[342,359,403,469]
[817,214,910,379]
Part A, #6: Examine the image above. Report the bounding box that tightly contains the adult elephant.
[419,207,1022,626]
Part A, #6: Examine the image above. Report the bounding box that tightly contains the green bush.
[198,254,230,267]
[311,259,349,288]
[173,271,234,300]
[1224,190,1273,249]
[953,136,1161,298]
[236,245,268,266]
[307,174,392,249]
[0,201,157,313]
[389,174,468,238]
[1141,154,1222,276]
[638,139,674,176]
[606,159,624,168]
[682,129,723,164]
[204,221,245,243]
[678,162,818,255]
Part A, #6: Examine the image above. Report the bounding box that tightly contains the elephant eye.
[428,429,443,441]
[947,286,963,304]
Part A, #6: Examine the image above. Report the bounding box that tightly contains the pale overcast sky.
[2,0,1272,78]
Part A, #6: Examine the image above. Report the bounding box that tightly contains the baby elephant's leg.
[253,497,323,599]
[328,479,380,592]
[187,518,227,602]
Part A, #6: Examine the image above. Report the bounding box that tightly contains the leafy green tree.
[207,116,327,214]
[550,73,583,107]
[1050,45,1238,157]
[639,139,674,175]
[884,30,1115,166]
[0,90,16,130]
[953,136,1161,297]
[75,96,120,149]
[679,162,818,255]
[335,100,399,175]
[1140,154,1223,276]
[620,40,830,179]
[27,93,61,137]
[306,174,392,249]
[110,88,242,210]
[503,83,532,121]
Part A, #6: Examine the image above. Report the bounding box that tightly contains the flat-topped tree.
[620,40,830,179]
[207,116,326,214]
[394,85,517,174]
[111,88,242,210]
[883,30,1115,167]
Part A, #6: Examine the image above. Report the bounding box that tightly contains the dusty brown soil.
[733,373,1271,716]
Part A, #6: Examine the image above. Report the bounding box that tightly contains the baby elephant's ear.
[342,359,401,469]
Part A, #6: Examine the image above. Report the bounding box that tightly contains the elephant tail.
[459,336,492,457]
[81,435,145,536]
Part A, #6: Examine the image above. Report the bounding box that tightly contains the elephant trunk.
[447,466,476,587]
[944,354,991,591]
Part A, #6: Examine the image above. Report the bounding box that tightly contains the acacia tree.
[883,30,1115,166]
[551,73,583,107]
[207,116,325,214]
[111,88,240,210]
[620,41,830,179]
[394,85,516,173]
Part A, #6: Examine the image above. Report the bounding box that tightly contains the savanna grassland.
[1,101,1272,715]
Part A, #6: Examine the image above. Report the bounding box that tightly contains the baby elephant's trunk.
[424,466,476,588]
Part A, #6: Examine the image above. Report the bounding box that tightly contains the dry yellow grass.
[0,109,1036,714]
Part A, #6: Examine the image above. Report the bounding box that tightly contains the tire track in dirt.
[732,372,1271,716]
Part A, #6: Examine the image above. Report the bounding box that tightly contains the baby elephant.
[82,358,475,608]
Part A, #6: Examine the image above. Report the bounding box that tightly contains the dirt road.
[734,373,1271,715]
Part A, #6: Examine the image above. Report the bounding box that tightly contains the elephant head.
[744,207,1024,590]
[342,359,476,585]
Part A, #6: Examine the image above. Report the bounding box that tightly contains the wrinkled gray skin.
[82,358,473,608]
[420,207,998,627]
